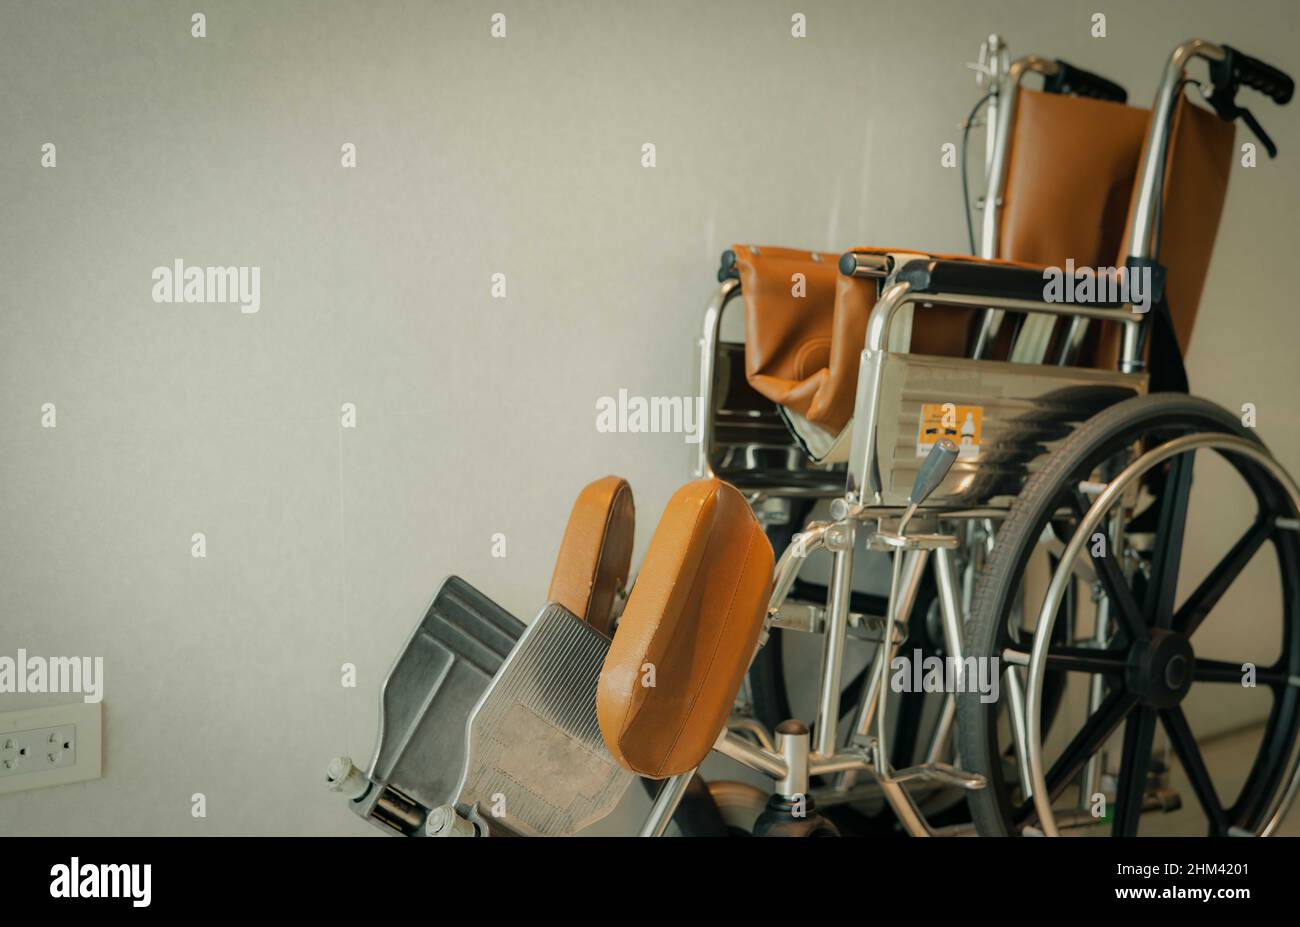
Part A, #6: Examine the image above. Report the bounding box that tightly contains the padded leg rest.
[547,475,635,635]
[597,479,774,778]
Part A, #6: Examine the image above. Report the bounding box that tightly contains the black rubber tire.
[959,393,1300,836]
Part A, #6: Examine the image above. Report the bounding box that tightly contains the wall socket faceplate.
[0,703,102,794]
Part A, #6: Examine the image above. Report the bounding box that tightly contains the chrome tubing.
[933,547,966,668]
[714,727,872,784]
[1060,40,1227,373]
[871,548,941,840]
[811,752,873,776]
[847,282,1145,504]
[768,522,829,617]
[972,55,1061,358]
[981,35,1008,185]
[869,549,936,839]
[1079,589,1112,808]
[814,523,858,758]
[873,548,910,770]
[1129,40,1226,263]
[728,716,776,752]
[1004,666,1033,799]
[694,278,742,480]
[716,730,787,779]
[776,720,811,798]
[922,548,966,766]
[640,770,696,837]
[838,547,929,789]
[924,694,957,766]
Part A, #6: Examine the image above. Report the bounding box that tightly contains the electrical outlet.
[0,723,76,776]
[0,703,101,794]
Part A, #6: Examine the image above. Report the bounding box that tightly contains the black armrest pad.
[894,258,1125,309]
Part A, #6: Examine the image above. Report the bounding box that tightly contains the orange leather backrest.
[1000,89,1150,271]
[1091,95,1235,367]
[1157,97,1234,357]
[547,476,635,636]
[597,479,774,778]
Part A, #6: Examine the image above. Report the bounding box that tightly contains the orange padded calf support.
[547,476,635,636]
[597,479,774,778]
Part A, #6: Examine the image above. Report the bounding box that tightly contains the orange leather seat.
[738,245,1046,434]
[547,476,635,636]
[597,479,774,778]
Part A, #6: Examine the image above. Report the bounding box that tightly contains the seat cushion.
[738,246,1032,436]
[547,476,635,636]
[597,479,774,778]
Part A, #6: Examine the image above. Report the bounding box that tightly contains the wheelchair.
[328,37,1299,838]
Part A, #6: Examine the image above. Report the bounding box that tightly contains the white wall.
[1,0,1297,834]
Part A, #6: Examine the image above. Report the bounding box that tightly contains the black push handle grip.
[1221,45,1294,106]
[1045,60,1128,104]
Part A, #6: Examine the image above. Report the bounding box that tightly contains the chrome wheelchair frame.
[327,37,1298,840]
[651,38,1300,838]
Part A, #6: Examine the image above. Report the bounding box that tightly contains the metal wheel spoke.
[1042,646,1128,675]
[1145,452,1195,628]
[1066,487,1149,643]
[1193,658,1289,688]
[1160,707,1229,834]
[1173,518,1273,638]
[1112,706,1158,836]
[1014,689,1138,823]
[1080,521,1148,644]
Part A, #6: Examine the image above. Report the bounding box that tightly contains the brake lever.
[1205,51,1282,159]
[1239,107,1278,158]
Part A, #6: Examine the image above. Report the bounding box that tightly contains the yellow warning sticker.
[917,403,982,460]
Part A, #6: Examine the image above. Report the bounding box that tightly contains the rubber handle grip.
[1224,45,1294,106]
[1047,60,1128,104]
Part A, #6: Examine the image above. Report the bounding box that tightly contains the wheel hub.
[1126,628,1195,708]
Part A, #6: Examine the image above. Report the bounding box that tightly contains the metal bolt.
[326,755,370,800]
[425,804,478,837]
[825,524,853,551]
[829,498,864,524]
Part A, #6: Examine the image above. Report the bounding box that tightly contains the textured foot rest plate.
[455,603,632,836]
[356,576,525,833]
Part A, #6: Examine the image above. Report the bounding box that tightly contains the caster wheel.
[752,794,841,837]
[705,780,769,836]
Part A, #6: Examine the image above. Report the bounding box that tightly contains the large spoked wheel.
[959,394,1300,836]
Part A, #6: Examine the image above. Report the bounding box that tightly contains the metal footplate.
[447,602,633,837]
[887,760,987,790]
[332,589,631,837]
[328,576,525,835]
